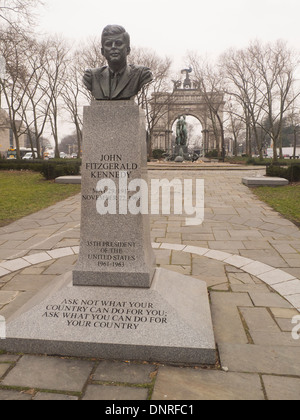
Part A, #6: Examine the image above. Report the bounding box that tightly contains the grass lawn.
[253,184,300,226]
[0,171,81,227]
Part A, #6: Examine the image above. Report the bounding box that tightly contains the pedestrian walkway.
[0,168,300,400]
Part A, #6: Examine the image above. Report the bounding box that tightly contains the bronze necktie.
[110,73,119,98]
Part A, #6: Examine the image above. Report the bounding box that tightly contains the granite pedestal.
[73,100,156,288]
[1,269,216,365]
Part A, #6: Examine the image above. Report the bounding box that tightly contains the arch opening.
[171,115,203,156]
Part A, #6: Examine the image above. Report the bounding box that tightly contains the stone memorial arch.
[151,69,225,155]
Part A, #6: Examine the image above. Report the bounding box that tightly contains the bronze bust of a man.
[83,25,153,100]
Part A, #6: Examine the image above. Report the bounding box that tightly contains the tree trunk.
[293,127,297,159]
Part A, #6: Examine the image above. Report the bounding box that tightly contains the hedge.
[266,164,300,182]
[40,160,81,180]
[0,159,81,180]
[0,160,44,172]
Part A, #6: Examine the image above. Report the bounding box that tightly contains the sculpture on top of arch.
[152,67,225,154]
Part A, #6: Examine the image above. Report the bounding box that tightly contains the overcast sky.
[33,0,300,142]
[36,0,300,72]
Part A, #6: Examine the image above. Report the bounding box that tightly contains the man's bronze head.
[83,24,153,100]
[101,25,131,71]
[101,25,130,48]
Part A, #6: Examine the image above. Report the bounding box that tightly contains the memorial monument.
[74,25,155,288]
[1,26,216,364]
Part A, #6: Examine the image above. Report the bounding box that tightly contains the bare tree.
[0,27,37,159]
[286,101,300,159]
[129,47,173,155]
[188,53,226,158]
[227,97,245,156]
[0,0,43,27]
[43,36,69,158]
[61,50,86,158]
[251,40,300,161]
[222,41,300,161]
[19,38,56,158]
[221,47,267,158]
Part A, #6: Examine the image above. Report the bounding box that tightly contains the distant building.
[267,147,300,158]
[0,108,27,157]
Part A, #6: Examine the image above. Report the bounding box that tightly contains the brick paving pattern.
[0,168,299,400]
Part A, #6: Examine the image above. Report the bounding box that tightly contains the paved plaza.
[0,167,300,400]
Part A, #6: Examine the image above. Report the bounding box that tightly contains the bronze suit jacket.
[83,64,153,100]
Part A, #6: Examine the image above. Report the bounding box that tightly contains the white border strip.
[0,243,299,311]
[160,243,300,312]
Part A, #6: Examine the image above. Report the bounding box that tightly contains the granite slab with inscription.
[1,269,216,365]
[73,100,156,288]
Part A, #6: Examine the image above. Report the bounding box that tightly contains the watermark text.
[291,315,300,340]
[0,315,6,339]
[95,173,204,226]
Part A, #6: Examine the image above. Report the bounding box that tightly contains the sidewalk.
[0,168,300,400]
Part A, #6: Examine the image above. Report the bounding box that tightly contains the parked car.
[60,152,68,159]
[22,152,38,160]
